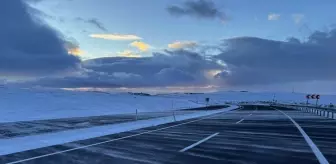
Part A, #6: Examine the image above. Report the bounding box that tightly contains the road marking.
[236,118,245,124]
[236,110,254,124]
[6,110,235,164]
[273,107,329,164]
[179,133,219,152]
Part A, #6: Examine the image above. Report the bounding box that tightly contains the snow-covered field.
[1,87,335,123]
[0,87,202,123]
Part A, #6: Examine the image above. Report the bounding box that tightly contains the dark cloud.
[21,71,122,88]
[21,50,224,88]
[84,50,223,82]
[87,18,108,32]
[75,17,108,32]
[155,68,195,85]
[215,29,336,86]
[64,39,80,51]
[167,0,226,21]
[0,0,80,77]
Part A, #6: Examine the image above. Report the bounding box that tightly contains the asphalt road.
[1,106,335,164]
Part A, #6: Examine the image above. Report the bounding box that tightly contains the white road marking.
[179,133,219,152]
[236,110,254,124]
[236,118,245,124]
[273,107,329,164]
[6,110,232,164]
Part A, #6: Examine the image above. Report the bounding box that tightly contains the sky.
[1,0,336,93]
[32,0,336,58]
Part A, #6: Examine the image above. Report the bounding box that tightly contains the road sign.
[205,98,210,102]
[306,94,321,106]
[306,94,321,99]
[306,94,311,99]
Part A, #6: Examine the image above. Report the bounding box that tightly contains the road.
[1,106,335,164]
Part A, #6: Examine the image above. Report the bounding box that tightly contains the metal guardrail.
[274,103,336,111]
[114,105,230,122]
[273,103,336,119]
[224,101,336,119]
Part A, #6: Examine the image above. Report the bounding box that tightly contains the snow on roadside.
[0,87,202,123]
[0,105,238,156]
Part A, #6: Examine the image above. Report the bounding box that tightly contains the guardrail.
[129,105,232,122]
[273,103,336,119]
[274,103,336,110]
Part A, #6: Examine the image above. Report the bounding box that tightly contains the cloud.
[0,0,80,77]
[117,50,141,58]
[67,47,84,56]
[129,41,150,51]
[19,50,225,88]
[89,34,142,41]
[86,18,107,32]
[64,40,85,56]
[268,13,280,21]
[168,41,198,49]
[24,0,47,3]
[11,28,336,91]
[20,71,123,88]
[155,68,195,85]
[292,14,304,24]
[27,5,58,21]
[24,0,73,3]
[167,0,227,21]
[214,29,336,86]
[74,17,108,32]
[6,1,336,91]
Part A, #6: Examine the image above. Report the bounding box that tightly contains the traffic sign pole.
[306,94,311,106]
[316,95,320,107]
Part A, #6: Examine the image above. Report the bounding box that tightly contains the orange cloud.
[130,41,150,51]
[89,34,142,40]
[168,41,197,49]
[117,50,141,58]
[67,48,84,56]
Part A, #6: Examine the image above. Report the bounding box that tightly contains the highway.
[0,106,335,164]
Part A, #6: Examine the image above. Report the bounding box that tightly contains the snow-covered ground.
[1,87,335,123]
[0,87,202,123]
